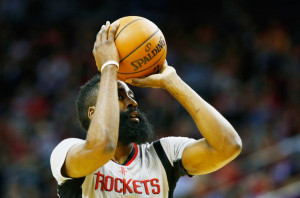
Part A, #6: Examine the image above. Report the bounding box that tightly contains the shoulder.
[159,136,196,148]
[51,138,85,156]
[50,138,85,165]
[155,136,196,163]
[50,138,85,184]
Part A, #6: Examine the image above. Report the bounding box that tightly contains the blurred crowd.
[0,0,299,197]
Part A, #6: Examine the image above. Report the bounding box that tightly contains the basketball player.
[50,21,242,197]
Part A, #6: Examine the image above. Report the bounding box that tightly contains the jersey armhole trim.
[153,140,175,198]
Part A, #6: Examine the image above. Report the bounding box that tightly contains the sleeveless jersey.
[50,136,195,198]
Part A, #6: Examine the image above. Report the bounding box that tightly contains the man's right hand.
[93,21,120,72]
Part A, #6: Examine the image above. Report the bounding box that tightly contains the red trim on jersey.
[125,143,138,166]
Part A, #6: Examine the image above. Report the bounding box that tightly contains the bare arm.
[63,21,120,178]
[126,62,242,175]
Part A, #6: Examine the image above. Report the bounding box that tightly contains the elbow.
[85,129,118,156]
[226,136,242,159]
[102,129,118,154]
[232,140,242,156]
[98,134,118,156]
[234,135,242,153]
[104,141,117,156]
[101,129,118,157]
[84,138,117,163]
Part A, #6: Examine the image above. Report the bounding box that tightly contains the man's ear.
[88,106,95,119]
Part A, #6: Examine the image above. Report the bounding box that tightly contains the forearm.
[164,75,241,153]
[86,65,119,152]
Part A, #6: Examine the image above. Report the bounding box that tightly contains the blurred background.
[0,0,299,197]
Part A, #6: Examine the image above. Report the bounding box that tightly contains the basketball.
[111,16,167,81]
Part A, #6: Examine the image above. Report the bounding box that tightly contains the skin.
[126,63,242,175]
[87,81,138,165]
[62,20,242,178]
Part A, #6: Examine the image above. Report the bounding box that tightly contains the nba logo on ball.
[112,16,167,81]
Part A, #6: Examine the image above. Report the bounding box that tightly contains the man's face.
[117,81,154,145]
[117,81,138,115]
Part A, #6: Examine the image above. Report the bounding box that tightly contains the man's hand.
[125,61,177,89]
[63,21,121,178]
[93,21,120,71]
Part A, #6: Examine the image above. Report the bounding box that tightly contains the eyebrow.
[118,88,134,96]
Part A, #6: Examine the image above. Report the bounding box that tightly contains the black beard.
[118,108,154,145]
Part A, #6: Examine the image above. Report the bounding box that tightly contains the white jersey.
[50,137,195,198]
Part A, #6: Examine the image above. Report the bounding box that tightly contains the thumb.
[125,77,150,87]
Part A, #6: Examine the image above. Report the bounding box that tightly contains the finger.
[101,21,110,41]
[163,60,168,67]
[125,78,151,87]
[96,29,101,41]
[109,21,120,40]
[96,27,102,41]
[105,21,110,30]
[159,64,167,73]
[125,78,141,84]
[96,25,106,42]
[93,41,100,53]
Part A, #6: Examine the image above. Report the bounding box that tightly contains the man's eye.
[118,95,125,100]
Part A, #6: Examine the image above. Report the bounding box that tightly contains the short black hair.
[76,75,101,131]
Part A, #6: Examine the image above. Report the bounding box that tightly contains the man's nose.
[126,98,138,109]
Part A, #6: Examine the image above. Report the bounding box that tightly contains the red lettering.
[104,176,114,191]
[133,180,142,194]
[140,180,150,195]
[94,173,161,195]
[123,179,133,194]
[151,178,160,194]
[115,178,123,193]
[94,172,105,191]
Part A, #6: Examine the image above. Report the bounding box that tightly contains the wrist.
[101,64,119,75]
[162,73,181,90]
[101,60,119,73]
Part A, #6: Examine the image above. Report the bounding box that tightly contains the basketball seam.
[114,18,145,41]
[118,48,166,74]
[120,28,160,63]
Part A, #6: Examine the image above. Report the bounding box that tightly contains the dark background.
[1,0,299,197]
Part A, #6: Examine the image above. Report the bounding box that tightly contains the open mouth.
[129,110,139,122]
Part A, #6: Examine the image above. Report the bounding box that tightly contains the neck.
[112,142,134,165]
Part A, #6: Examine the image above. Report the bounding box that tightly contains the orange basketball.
[112,16,167,81]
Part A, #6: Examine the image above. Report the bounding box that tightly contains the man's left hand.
[125,61,177,89]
